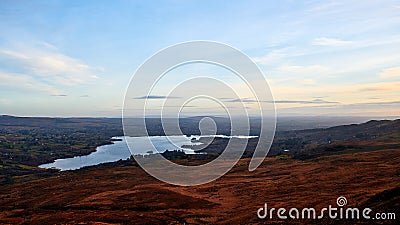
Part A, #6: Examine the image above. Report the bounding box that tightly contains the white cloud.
[0,72,63,95]
[379,67,400,78]
[38,41,58,51]
[278,64,330,75]
[253,49,289,65]
[312,37,354,46]
[0,47,100,86]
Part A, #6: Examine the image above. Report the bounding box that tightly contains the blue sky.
[0,0,399,117]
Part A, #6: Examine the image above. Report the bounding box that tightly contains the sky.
[0,0,399,117]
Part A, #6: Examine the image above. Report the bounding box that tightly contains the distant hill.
[280,119,400,144]
[274,119,400,159]
[0,115,121,128]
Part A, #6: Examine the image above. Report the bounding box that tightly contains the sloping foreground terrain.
[0,145,399,224]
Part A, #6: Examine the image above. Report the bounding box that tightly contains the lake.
[39,135,257,171]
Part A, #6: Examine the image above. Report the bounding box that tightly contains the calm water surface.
[39,135,257,171]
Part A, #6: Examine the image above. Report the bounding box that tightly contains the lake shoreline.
[38,135,258,171]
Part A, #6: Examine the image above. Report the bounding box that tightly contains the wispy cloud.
[252,47,308,65]
[133,95,181,100]
[161,105,198,108]
[278,101,400,116]
[278,64,330,75]
[306,2,340,13]
[1,1,399,117]
[0,72,63,95]
[227,98,260,103]
[0,46,101,86]
[379,67,400,78]
[350,101,400,106]
[358,87,390,92]
[38,41,58,51]
[252,48,290,65]
[274,99,339,104]
[312,37,354,46]
[226,98,338,104]
[357,81,400,92]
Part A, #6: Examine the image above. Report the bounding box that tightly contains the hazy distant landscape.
[1,114,397,181]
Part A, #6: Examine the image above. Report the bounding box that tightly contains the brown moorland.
[0,143,399,224]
